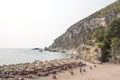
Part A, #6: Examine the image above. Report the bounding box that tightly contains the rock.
[31,48,40,50]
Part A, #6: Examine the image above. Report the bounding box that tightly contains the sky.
[0,0,117,48]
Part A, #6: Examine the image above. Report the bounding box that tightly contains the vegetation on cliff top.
[92,17,120,61]
[89,0,120,18]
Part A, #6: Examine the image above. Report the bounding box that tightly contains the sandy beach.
[30,63,120,80]
[0,58,120,80]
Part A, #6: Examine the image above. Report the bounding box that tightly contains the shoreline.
[0,58,120,80]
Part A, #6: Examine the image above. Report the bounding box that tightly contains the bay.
[0,48,69,65]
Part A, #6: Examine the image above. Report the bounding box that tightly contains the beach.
[0,58,120,80]
[36,63,120,80]
[0,58,86,80]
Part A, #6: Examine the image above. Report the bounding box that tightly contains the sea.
[0,48,69,65]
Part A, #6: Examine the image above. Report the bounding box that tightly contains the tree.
[104,18,120,45]
[92,27,105,42]
[103,18,120,61]
[111,37,120,60]
[91,18,120,62]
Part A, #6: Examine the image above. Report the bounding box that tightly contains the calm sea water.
[0,48,69,65]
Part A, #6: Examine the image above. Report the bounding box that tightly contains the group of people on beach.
[0,58,88,80]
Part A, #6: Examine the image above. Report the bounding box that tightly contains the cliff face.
[49,1,120,60]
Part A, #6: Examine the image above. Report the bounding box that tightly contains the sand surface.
[1,63,120,80]
[29,63,120,80]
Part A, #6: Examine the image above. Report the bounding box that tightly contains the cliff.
[49,1,120,61]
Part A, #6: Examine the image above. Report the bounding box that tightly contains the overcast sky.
[0,0,117,48]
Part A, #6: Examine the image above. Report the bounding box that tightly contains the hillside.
[49,1,120,61]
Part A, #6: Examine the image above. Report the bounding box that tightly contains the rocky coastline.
[49,1,120,62]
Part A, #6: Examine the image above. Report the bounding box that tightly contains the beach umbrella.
[25,68,34,72]
[36,66,44,70]
[0,67,3,71]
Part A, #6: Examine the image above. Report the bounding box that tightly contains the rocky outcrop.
[76,44,101,61]
[49,1,120,61]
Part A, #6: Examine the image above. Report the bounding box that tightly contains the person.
[53,74,57,79]
[80,67,82,73]
[0,74,3,78]
[69,69,74,75]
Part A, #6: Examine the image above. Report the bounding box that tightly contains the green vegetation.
[111,37,120,60]
[85,40,94,46]
[92,17,120,61]
[88,0,120,18]
[99,1,120,15]
[96,43,105,49]
[92,27,105,42]
[104,18,120,44]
